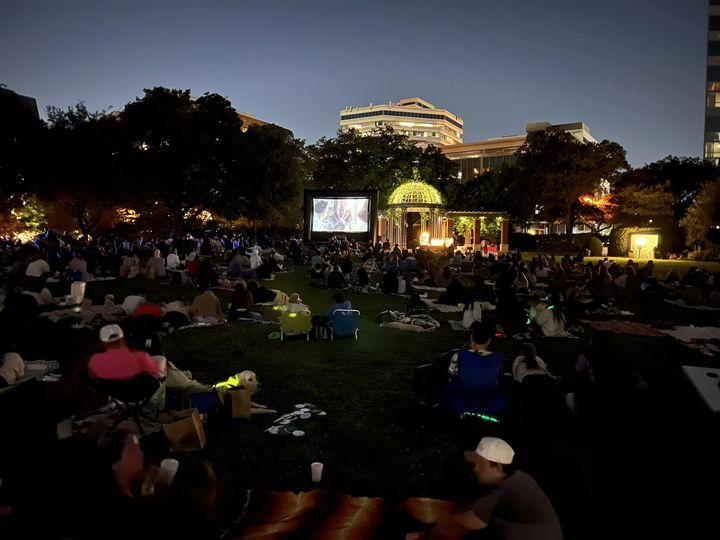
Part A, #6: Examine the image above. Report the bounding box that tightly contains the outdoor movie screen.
[311,197,370,233]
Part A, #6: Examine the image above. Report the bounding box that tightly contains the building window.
[711,16,720,31]
[705,141,720,159]
[708,92,720,108]
[708,66,720,82]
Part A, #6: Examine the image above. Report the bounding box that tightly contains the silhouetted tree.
[122,87,244,231]
[308,127,456,207]
[516,129,628,235]
[219,123,307,233]
[0,88,44,211]
[43,103,127,236]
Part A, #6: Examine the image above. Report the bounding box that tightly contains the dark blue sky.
[0,0,708,166]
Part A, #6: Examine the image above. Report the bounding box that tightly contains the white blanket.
[422,299,464,313]
[662,326,720,342]
[664,299,720,311]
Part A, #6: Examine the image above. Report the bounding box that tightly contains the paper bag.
[229,388,252,419]
[163,408,206,451]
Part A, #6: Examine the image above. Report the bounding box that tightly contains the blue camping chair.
[441,350,509,415]
[330,309,360,340]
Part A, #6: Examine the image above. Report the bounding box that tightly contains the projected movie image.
[312,197,369,233]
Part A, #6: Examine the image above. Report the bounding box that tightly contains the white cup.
[311,462,324,483]
[160,458,180,485]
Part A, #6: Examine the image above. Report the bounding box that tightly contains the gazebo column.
[387,211,395,246]
[500,218,510,252]
[474,218,482,251]
[401,209,408,249]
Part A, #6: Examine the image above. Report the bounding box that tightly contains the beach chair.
[280,309,312,341]
[441,350,509,415]
[329,309,360,340]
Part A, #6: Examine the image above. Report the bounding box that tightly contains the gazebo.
[381,181,447,248]
[378,181,510,251]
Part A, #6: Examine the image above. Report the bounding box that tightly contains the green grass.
[582,257,720,275]
[64,266,720,537]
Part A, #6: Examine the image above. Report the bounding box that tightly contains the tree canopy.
[0,89,45,211]
[307,127,457,207]
[43,103,127,235]
[515,129,628,234]
[681,180,720,248]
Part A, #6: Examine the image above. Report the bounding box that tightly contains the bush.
[509,232,537,251]
[584,236,603,256]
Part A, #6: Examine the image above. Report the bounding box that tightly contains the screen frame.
[303,189,379,244]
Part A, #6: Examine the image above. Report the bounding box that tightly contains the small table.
[683,365,720,413]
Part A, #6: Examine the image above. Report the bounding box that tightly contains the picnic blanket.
[226,490,462,540]
[661,325,720,356]
[581,319,667,337]
[664,299,720,311]
[411,284,447,292]
[378,312,441,332]
[421,299,464,313]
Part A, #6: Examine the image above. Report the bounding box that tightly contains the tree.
[516,130,628,235]
[612,183,674,228]
[631,157,718,220]
[43,103,127,236]
[445,166,537,222]
[415,144,459,195]
[122,87,245,231]
[307,127,456,207]
[0,88,45,211]
[681,180,720,248]
[221,123,307,233]
[575,193,618,234]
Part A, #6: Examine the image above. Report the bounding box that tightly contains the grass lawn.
[583,257,720,275]
[4,265,720,538]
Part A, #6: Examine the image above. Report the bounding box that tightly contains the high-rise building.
[705,0,720,163]
[441,122,596,183]
[0,87,39,119]
[339,98,463,146]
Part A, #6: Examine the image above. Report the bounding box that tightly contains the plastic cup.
[311,462,324,483]
[160,458,180,485]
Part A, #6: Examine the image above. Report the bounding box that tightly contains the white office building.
[339,97,463,146]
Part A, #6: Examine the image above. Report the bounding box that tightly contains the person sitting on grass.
[532,299,571,338]
[229,282,254,319]
[326,292,352,319]
[327,265,348,290]
[145,249,166,279]
[512,342,552,383]
[285,293,308,314]
[189,287,223,323]
[88,324,163,382]
[406,437,562,540]
[166,247,181,270]
[246,281,277,304]
[405,293,428,317]
[412,321,499,406]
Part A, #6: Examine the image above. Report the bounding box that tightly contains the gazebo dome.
[388,181,443,207]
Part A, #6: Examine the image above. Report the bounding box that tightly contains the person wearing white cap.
[407,437,562,540]
[88,324,163,381]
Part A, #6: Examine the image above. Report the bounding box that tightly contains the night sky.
[0,0,708,166]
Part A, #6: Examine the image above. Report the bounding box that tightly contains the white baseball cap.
[99,324,124,343]
[473,437,515,465]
